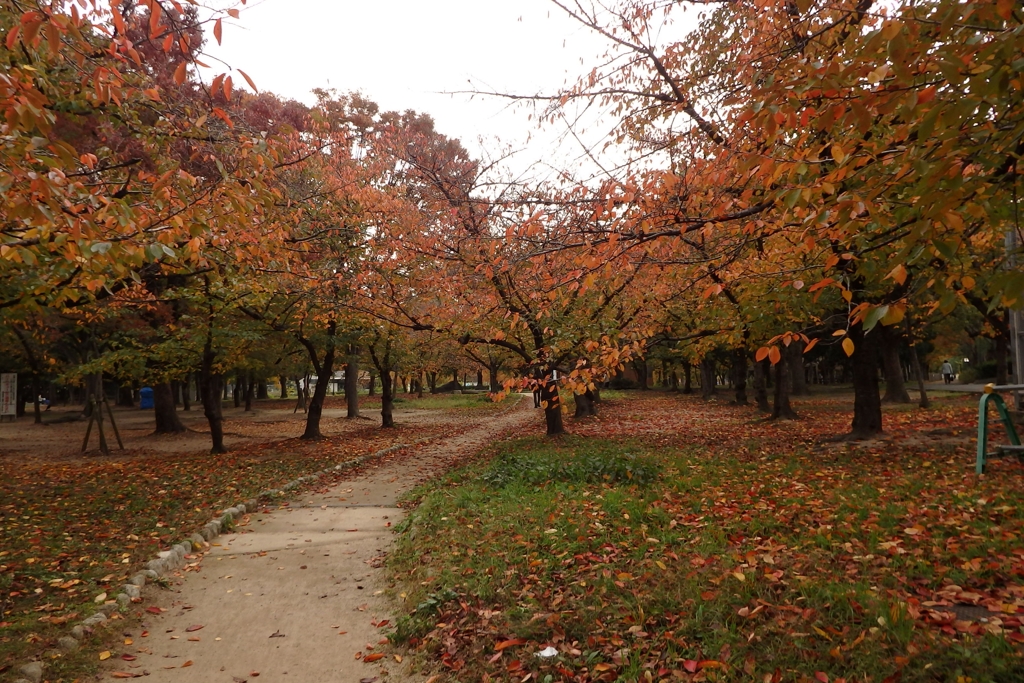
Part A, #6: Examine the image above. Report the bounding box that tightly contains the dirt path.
[109,397,536,683]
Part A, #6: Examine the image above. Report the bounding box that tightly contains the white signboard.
[0,373,16,417]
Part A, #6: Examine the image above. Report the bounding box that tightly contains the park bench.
[976,383,1024,474]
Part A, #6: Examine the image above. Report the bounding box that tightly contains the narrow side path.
[116,398,535,683]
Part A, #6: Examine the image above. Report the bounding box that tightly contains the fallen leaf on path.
[121,654,137,661]
[185,624,204,632]
[269,630,285,638]
[182,660,193,667]
[363,653,385,663]
[250,671,260,677]
[111,673,141,679]
[145,607,163,614]
[99,651,111,660]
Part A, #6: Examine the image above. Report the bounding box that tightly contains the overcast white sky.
[201,0,617,180]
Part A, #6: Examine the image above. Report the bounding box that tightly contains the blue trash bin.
[139,386,154,409]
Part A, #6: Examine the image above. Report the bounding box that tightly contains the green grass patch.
[388,427,1024,682]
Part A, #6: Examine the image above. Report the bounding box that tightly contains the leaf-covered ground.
[388,391,1024,683]
[0,394,499,676]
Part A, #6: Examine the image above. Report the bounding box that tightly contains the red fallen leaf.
[185,624,204,632]
[121,654,137,661]
[494,638,526,651]
[300,565,307,569]
[375,619,389,628]
[182,660,193,667]
[683,660,699,673]
[250,672,260,677]
[816,673,830,683]
[145,607,163,614]
[363,653,385,663]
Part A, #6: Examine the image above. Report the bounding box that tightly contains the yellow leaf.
[832,329,846,337]
[961,276,976,290]
[887,263,908,285]
[842,338,855,357]
[881,305,905,327]
[655,560,667,571]
[99,651,111,661]
[732,571,746,582]
[831,144,846,164]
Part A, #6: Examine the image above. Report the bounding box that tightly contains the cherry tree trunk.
[574,389,597,418]
[244,373,254,412]
[849,323,884,438]
[489,363,501,392]
[700,359,716,399]
[345,353,360,418]
[153,382,186,433]
[731,349,748,405]
[201,374,227,454]
[788,342,809,395]
[542,379,564,436]
[380,371,395,428]
[753,360,771,413]
[279,376,289,399]
[682,363,692,394]
[302,348,336,440]
[772,353,798,420]
[880,325,912,404]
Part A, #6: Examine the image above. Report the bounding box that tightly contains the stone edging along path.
[10,428,451,683]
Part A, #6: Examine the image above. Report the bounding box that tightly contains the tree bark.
[181,373,191,411]
[279,376,289,399]
[753,359,771,413]
[682,363,692,394]
[368,371,376,396]
[633,358,649,390]
[171,380,181,406]
[880,325,912,404]
[789,342,810,395]
[489,363,501,392]
[574,388,597,418]
[233,373,242,408]
[731,349,748,405]
[542,377,564,435]
[153,382,186,433]
[300,323,337,440]
[772,353,798,420]
[345,351,360,418]
[117,384,135,407]
[849,323,884,438]
[201,373,226,454]
[700,358,716,399]
[907,318,931,409]
[380,374,395,428]
[244,372,254,412]
[256,378,268,400]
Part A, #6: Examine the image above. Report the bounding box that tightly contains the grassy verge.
[387,396,1024,683]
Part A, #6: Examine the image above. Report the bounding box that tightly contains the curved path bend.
[117,398,535,683]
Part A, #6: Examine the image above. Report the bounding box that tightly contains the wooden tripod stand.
[81,396,124,455]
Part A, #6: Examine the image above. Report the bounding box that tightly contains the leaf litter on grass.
[388,392,1024,682]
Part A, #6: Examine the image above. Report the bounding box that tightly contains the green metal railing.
[976,384,1024,474]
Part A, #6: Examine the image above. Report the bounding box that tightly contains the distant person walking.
[941,360,955,384]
